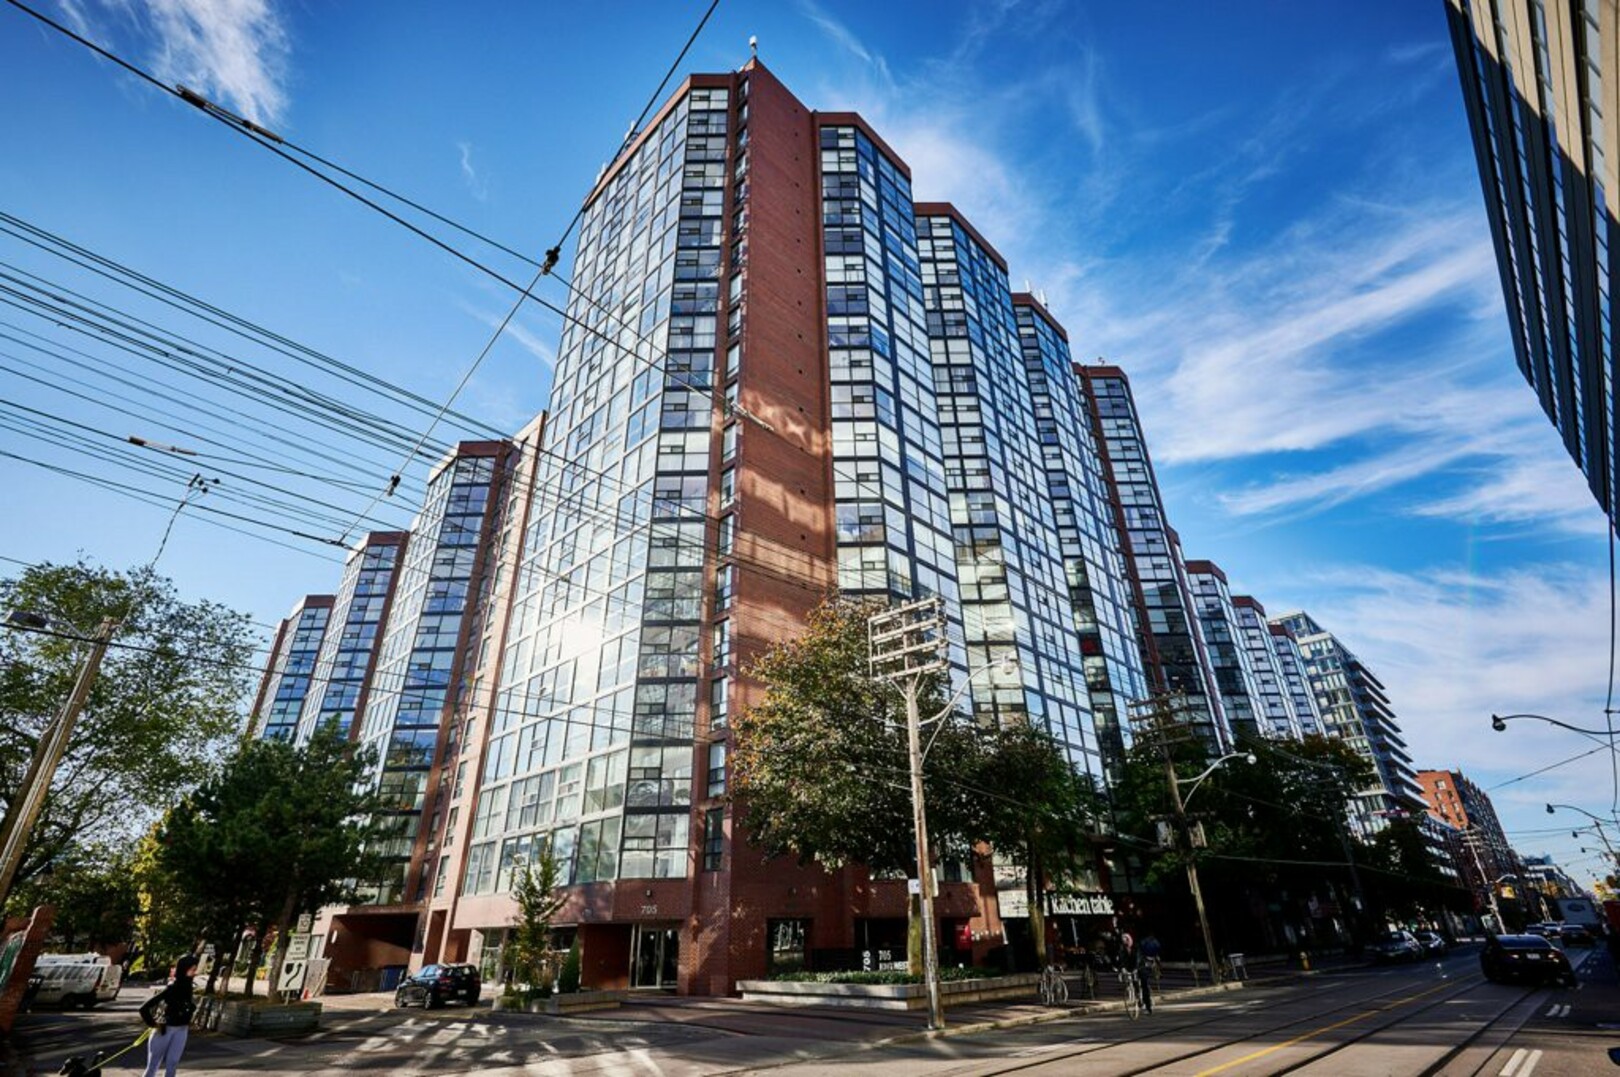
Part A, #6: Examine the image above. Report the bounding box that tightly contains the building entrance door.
[630,923,679,989]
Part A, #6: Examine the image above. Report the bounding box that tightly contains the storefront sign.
[997,889,1115,919]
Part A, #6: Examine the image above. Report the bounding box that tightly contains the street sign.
[295,913,313,935]
[278,956,308,992]
[286,934,312,962]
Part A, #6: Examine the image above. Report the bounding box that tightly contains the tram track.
[959,958,1555,1075]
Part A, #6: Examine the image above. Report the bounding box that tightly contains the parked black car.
[1480,934,1576,986]
[394,964,482,1009]
[1368,930,1422,963]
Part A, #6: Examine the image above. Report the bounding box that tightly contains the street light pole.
[1130,694,1223,985]
[0,616,119,906]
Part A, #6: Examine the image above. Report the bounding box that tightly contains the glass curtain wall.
[1015,303,1146,774]
[468,84,732,895]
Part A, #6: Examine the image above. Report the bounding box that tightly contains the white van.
[31,953,122,1008]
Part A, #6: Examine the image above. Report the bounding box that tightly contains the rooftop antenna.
[750,34,758,60]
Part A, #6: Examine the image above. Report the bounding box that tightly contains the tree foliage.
[508,845,564,991]
[0,560,255,887]
[157,725,389,994]
[6,843,139,950]
[730,598,980,875]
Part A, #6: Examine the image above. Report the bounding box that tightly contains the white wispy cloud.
[145,0,290,127]
[456,140,488,201]
[1280,562,1620,827]
[456,299,557,373]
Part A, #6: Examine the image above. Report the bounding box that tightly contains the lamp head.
[1244,753,1257,765]
[1546,803,1556,815]
[997,652,1018,676]
[4,609,48,630]
[1490,714,1507,732]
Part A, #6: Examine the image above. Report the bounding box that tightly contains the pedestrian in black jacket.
[138,954,198,1077]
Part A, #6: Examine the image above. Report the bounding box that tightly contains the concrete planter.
[737,974,1039,1011]
[215,999,322,1037]
[545,990,622,1015]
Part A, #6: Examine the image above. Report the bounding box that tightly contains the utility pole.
[1130,694,1222,985]
[0,616,119,906]
[1462,828,1504,930]
[869,598,948,1031]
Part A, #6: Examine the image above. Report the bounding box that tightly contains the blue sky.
[2,0,1616,887]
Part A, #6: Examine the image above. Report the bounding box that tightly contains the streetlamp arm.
[1492,712,1620,738]
[922,653,1017,726]
[1178,751,1256,808]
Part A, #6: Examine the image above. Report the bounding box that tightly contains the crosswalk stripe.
[1501,1047,1528,1076]
[1520,1049,1544,1077]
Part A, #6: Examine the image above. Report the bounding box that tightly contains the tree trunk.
[1027,842,1048,969]
[266,889,299,999]
[243,927,265,999]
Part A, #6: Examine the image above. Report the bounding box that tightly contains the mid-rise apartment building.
[1272,611,1422,834]
[1268,619,1324,737]
[1446,0,1620,523]
[1416,768,1520,902]
[249,594,332,741]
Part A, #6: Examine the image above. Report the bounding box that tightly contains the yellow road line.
[1193,981,1457,1076]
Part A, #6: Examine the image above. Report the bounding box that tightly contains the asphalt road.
[761,943,1620,1077]
[5,944,1616,1076]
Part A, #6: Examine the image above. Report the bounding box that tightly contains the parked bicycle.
[1038,964,1069,1006]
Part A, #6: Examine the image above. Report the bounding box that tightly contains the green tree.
[158,726,388,996]
[969,721,1105,966]
[6,844,139,951]
[731,598,980,875]
[508,844,564,993]
[0,560,255,890]
[732,597,985,974]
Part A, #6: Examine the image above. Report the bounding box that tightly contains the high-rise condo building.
[1185,561,1264,742]
[1272,611,1422,834]
[1445,0,1620,522]
[1015,297,1147,772]
[1230,595,1305,742]
[1077,366,1229,753]
[296,531,407,745]
[249,594,332,741]
[421,61,1143,994]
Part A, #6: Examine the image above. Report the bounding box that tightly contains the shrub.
[557,937,581,994]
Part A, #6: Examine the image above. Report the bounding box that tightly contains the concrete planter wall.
[737,973,1039,1011]
[492,990,623,1015]
[215,999,322,1037]
[546,990,622,1015]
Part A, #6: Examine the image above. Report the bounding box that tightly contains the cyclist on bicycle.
[1117,932,1153,1015]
